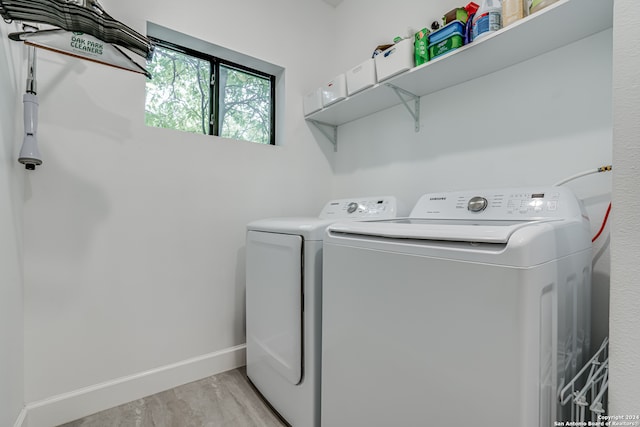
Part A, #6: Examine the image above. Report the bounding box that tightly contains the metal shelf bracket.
[386,83,420,132]
[308,119,338,151]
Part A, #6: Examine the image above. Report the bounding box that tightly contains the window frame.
[146,30,278,146]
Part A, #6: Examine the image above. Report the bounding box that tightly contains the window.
[144,25,279,146]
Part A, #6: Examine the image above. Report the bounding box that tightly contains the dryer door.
[246,231,303,385]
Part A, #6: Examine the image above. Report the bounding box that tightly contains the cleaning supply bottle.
[472,0,502,41]
[414,28,430,66]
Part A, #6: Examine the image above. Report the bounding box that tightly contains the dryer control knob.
[468,196,488,212]
[347,202,359,214]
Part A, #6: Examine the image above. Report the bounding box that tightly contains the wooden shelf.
[305,0,613,127]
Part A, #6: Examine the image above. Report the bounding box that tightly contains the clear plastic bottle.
[472,0,503,41]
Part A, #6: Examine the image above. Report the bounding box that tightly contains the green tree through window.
[145,46,211,134]
[145,42,275,145]
[219,65,272,145]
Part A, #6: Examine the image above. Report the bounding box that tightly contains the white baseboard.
[13,407,28,427]
[25,344,246,427]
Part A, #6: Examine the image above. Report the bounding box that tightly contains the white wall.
[0,22,26,427]
[610,0,640,416]
[329,2,612,350]
[21,0,336,423]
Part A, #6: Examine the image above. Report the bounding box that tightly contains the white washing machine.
[322,187,592,427]
[246,196,397,427]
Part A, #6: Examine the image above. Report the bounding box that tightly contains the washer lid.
[327,218,560,244]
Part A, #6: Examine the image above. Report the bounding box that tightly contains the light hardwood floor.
[58,368,288,427]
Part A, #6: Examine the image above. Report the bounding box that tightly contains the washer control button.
[347,202,359,214]
[468,196,488,212]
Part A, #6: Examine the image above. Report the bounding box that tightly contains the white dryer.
[322,187,592,427]
[246,196,397,427]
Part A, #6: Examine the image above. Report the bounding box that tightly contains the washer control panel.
[410,187,583,220]
[319,196,397,220]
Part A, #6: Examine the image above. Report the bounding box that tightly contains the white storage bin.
[346,58,377,95]
[303,88,323,116]
[321,74,347,107]
[374,38,414,82]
